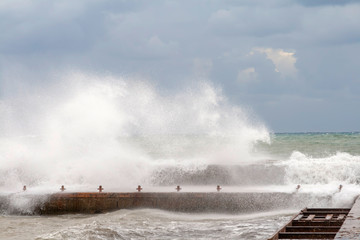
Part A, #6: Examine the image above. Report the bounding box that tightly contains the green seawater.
[255,132,360,159]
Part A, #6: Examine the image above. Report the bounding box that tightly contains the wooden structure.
[268,208,350,239]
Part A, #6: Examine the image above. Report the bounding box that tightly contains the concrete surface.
[335,196,360,239]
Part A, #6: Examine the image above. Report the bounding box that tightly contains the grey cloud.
[299,4,360,46]
[208,6,301,37]
[0,0,148,54]
[296,0,359,7]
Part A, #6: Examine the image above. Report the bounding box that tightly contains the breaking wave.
[282,151,360,185]
[0,71,269,193]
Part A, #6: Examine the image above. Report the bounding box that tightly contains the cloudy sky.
[0,0,359,132]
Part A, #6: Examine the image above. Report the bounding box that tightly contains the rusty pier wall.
[35,192,329,215]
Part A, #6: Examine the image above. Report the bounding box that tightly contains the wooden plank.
[285,226,340,232]
[302,210,349,214]
[325,214,333,220]
[278,232,336,239]
[305,208,350,212]
[305,214,315,221]
[292,221,343,226]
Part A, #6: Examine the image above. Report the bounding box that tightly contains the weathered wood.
[278,232,337,239]
[305,214,315,221]
[303,210,350,215]
[292,221,343,226]
[269,207,350,239]
[286,226,340,232]
[306,208,351,212]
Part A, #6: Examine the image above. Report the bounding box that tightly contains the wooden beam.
[305,214,315,221]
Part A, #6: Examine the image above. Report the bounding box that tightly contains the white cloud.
[253,48,297,78]
[237,67,257,83]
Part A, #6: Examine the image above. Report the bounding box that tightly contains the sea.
[1,133,360,239]
[0,76,359,239]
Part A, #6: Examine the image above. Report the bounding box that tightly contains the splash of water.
[0,71,270,193]
[282,151,360,185]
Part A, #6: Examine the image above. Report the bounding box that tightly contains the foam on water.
[282,151,360,185]
[0,209,294,240]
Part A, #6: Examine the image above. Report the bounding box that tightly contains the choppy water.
[0,209,293,240]
[257,132,360,158]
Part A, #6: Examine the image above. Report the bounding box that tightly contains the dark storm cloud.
[0,1,145,54]
[0,0,360,132]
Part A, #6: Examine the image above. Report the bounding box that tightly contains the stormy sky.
[1,0,359,132]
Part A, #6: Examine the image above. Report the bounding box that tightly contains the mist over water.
[0,71,270,193]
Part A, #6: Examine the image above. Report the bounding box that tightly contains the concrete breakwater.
[0,192,342,215]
